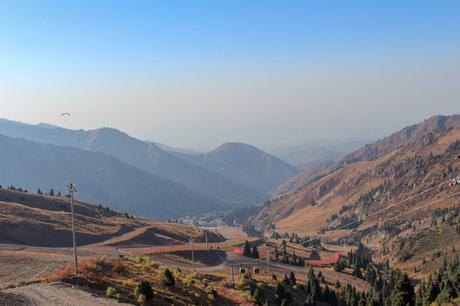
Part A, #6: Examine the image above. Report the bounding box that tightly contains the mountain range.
[0,118,299,218]
[269,140,366,170]
[252,115,460,237]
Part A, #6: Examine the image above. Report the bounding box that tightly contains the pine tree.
[335,279,341,289]
[242,240,252,257]
[289,271,296,286]
[390,274,414,306]
[251,245,260,259]
[161,268,175,287]
[275,283,285,304]
[353,260,363,278]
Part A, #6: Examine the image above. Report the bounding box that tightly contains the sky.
[0,1,459,151]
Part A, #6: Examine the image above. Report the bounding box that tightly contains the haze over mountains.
[0,118,298,218]
[0,133,227,219]
[269,140,367,170]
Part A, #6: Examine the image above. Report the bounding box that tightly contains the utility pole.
[190,238,196,272]
[205,230,208,249]
[230,262,235,286]
[67,183,78,275]
[267,249,270,283]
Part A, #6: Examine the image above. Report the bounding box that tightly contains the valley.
[2,115,460,305]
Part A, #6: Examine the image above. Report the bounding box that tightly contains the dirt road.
[3,283,132,306]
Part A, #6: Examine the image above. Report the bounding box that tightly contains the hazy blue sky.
[0,1,459,150]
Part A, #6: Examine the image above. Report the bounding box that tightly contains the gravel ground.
[0,292,35,306]
[3,283,132,306]
[0,253,68,289]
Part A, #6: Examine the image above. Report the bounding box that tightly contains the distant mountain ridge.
[0,119,298,207]
[174,142,300,194]
[270,140,366,169]
[0,133,227,219]
[338,114,460,165]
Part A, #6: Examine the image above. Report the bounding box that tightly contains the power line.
[265,181,459,259]
[346,189,460,237]
[332,180,448,233]
[315,187,460,248]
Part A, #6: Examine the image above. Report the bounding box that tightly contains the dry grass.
[43,256,238,305]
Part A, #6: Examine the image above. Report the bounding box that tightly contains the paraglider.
[60,113,71,124]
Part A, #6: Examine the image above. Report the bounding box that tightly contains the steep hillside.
[0,188,223,247]
[253,125,460,238]
[177,143,300,194]
[0,134,227,219]
[339,114,460,165]
[272,115,460,197]
[0,119,263,204]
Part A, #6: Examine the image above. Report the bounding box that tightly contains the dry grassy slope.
[339,114,460,165]
[0,188,222,247]
[273,115,460,197]
[253,128,460,236]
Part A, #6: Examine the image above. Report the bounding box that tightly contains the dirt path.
[3,283,132,306]
[0,252,68,289]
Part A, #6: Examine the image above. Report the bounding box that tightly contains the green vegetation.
[105,286,117,298]
[160,268,175,287]
[416,254,460,305]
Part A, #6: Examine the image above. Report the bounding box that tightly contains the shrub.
[123,278,136,287]
[134,280,154,301]
[161,268,175,287]
[106,286,117,298]
[207,293,215,302]
[136,294,146,304]
[112,260,125,274]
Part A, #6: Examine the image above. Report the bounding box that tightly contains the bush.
[134,280,154,301]
[123,278,136,287]
[161,268,175,287]
[137,294,146,304]
[106,286,117,298]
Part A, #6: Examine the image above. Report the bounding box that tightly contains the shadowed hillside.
[0,134,227,219]
[0,187,224,247]
[0,119,287,204]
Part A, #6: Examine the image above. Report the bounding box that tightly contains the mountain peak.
[210,142,261,154]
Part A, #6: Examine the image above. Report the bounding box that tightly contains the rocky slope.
[253,115,460,238]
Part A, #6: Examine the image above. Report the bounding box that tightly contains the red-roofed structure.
[232,247,244,256]
[306,252,341,266]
